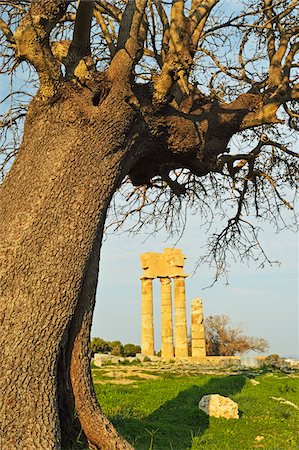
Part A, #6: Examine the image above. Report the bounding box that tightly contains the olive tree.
[0,0,298,448]
[205,315,269,356]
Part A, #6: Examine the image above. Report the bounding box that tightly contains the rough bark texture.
[0,81,138,449]
[68,230,133,450]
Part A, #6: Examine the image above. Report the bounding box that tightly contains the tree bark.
[68,230,133,449]
[0,83,137,449]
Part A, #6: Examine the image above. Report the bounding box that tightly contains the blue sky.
[93,212,298,358]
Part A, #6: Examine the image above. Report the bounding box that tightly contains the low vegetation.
[91,362,299,450]
[90,337,141,357]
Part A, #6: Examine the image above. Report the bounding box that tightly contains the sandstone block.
[198,394,239,419]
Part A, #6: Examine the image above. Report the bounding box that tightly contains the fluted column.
[141,277,154,355]
[191,298,206,359]
[173,275,188,358]
[160,277,174,358]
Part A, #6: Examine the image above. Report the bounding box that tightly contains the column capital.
[140,276,155,281]
[172,274,188,279]
[159,276,171,282]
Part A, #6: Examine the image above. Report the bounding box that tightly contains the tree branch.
[152,0,170,62]
[0,18,15,44]
[71,0,94,58]
[96,0,122,22]
[94,5,116,57]
[108,0,148,82]
[189,0,219,49]
[66,0,94,79]
[13,0,67,98]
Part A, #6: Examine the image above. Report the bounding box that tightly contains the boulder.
[249,379,260,385]
[93,353,114,367]
[198,394,239,419]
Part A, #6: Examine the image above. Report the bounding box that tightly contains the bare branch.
[72,0,94,58]
[152,0,170,62]
[94,5,116,57]
[263,0,277,60]
[13,0,67,98]
[0,18,15,44]
[108,0,148,82]
[190,0,219,49]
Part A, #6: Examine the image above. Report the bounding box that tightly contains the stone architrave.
[141,277,154,356]
[191,298,206,359]
[173,275,188,358]
[160,277,174,358]
[140,248,186,279]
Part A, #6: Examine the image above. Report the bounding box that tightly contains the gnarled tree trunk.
[0,83,137,449]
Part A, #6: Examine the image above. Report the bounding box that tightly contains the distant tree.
[109,341,124,356]
[123,344,141,357]
[205,315,269,356]
[90,337,111,355]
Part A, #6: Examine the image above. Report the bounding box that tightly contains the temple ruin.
[140,248,206,359]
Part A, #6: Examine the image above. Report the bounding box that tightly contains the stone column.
[191,298,206,359]
[173,276,188,358]
[141,277,154,355]
[160,277,174,358]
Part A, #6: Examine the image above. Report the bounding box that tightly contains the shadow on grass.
[111,375,246,449]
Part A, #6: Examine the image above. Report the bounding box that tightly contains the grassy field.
[92,362,299,450]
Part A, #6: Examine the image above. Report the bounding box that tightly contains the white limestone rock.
[198,394,239,419]
[249,379,260,385]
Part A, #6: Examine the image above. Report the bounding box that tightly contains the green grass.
[92,367,299,450]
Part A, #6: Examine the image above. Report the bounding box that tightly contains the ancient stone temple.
[140,248,188,358]
[140,248,205,359]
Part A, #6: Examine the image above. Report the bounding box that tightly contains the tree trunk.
[0,83,137,449]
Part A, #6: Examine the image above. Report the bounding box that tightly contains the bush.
[123,344,141,357]
[110,341,124,356]
[90,337,111,356]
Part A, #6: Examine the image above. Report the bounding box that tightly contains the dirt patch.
[93,379,138,385]
[104,370,159,379]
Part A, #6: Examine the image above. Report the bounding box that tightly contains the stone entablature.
[140,248,186,278]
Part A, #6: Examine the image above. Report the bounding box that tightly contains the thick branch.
[152,0,170,62]
[189,0,219,49]
[263,0,276,61]
[94,6,116,57]
[108,0,147,82]
[96,0,122,22]
[66,0,94,79]
[13,0,67,98]
[71,0,94,57]
[153,0,193,103]
[0,18,15,44]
